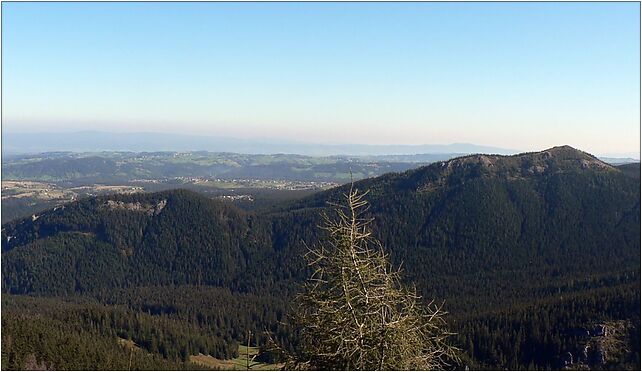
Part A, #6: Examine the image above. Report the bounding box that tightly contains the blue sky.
[2,2,640,156]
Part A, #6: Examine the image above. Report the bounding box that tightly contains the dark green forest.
[2,147,640,370]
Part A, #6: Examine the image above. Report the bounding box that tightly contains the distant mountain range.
[598,157,641,165]
[2,131,518,156]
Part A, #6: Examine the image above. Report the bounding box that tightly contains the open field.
[2,151,434,184]
[0,177,328,223]
[189,345,280,371]
[1,181,75,200]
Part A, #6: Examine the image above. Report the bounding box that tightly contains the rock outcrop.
[102,199,167,216]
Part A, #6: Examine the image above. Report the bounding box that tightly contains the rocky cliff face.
[101,199,167,215]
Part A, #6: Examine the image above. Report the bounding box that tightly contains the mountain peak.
[547,144,578,152]
[410,146,616,193]
[528,145,613,169]
[446,145,612,170]
[541,145,596,158]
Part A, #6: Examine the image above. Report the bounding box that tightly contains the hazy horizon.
[2,130,640,159]
[3,2,640,157]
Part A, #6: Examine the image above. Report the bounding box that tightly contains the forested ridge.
[2,146,640,370]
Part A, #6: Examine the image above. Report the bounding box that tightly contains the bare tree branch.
[272,183,459,370]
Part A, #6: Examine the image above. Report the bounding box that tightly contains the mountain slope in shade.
[282,146,639,298]
[616,162,641,179]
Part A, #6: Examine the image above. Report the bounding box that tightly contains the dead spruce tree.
[278,184,458,370]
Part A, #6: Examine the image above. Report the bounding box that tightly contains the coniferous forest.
[1,147,640,370]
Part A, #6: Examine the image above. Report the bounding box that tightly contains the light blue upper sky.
[2,2,640,156]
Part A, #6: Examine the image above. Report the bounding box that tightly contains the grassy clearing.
[189,345,280,371]
[117,338,277,370]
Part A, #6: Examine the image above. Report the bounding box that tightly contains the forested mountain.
[2,146,640,370]
[617,162,641,179]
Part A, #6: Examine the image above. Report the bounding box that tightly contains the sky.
[2,2,640,157]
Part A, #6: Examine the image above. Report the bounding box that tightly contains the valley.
[0,177,334,223]
[0,150,438,223]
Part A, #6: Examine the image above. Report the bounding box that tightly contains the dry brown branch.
[274,184,459,370]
